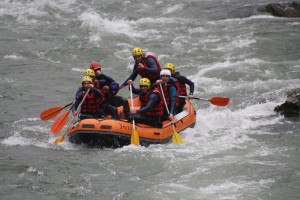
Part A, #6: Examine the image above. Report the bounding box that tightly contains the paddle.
[40,103,72,121]
[53,88,90,145]
[159,84,183,144]
[178,96,230,106]
[50,106,73,134]
[129,84,140,146]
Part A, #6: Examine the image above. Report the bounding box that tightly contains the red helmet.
[90,61,102,71]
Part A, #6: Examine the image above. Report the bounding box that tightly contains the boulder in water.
[264,2,300,18]
[274,88,300,117]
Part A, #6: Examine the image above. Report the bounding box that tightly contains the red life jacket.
[134,54,162,83]
[174,77,187,106]
[174,77,187,96]
[139,88,163,117]
[160,81,179,107]
[81,91,103,114]
[160,83,171,106]
[94,80,106,103]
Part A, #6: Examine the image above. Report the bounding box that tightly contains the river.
[1,0,300,199]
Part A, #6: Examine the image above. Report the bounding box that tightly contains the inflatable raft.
[67,97,196,148]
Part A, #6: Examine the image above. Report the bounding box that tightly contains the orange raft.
[67,97,196,148]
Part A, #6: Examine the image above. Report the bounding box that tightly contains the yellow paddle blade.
[130,128,140,146]
[53,133,65,145]
[172,126,183,144]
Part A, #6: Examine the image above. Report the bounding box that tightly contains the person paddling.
[90,61,130,119]
[73,76,104,120]
[164,63,194,113]
[127,78,163,127]
[120,47,161,89]
[155,70,177,121]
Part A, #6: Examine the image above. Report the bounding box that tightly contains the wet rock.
[274,88,300,117]
[263,2,300,17]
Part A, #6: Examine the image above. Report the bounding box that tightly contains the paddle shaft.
[178,95,206,100]
[129,85,140,146]
[63,102,73,108]
[129,85,136,129]
[159,84,183,144]
[159,84,170,114]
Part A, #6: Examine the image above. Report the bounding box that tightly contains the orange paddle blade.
[50,110,71,134]
[208,97,230,106]
[172,125,183,144]
[40,106,64,121]
[40,103,72,121]
[131,128,140,146]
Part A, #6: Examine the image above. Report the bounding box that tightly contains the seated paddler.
[73,76,105,120]
[127,78,163,128]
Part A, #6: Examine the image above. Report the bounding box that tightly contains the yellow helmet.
[139,78,151,89]
[132,47,144,57]
[84,69,95,77]
[81,76,93,84]
[164,63,175,74]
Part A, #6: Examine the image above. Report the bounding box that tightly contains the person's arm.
[144,58,158,74]
[74,86,83,99]
[181,76,194,94]
[121,68,138,87]
[91,86,103,98]
[102,74,114,85]
[137,93,159,114]
[72,92,83,113]
[168,85,177,115]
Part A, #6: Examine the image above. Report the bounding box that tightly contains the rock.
[264,2,300,17]
[274,88,300,117]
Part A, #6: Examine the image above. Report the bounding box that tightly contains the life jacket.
[160,81,179,107]
[81,90,103,114]
[174,75,187,96]
[139,88,163,117]
[174,76,187,106]
[134,54,162,83]
[94,80,106,103]
[160,83,171,106]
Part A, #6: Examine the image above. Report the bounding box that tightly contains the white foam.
[4,53,26,60]
[71,68,85,72]
[0,77,15,84]
[162,4,184,14]
[78,12,140,38]
[1,131,48,148]
[198,178,274,196]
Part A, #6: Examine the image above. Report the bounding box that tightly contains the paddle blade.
[172,126,183,144]
[50,110,70,134]
[209,97,230,106]
[130,128,140,146]
[40,106,64,121]
[53,134,65,145]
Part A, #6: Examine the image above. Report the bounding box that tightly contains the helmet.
[139,78,151,89]
[84,69,95,77]
[82,76,93,84]
[109,82,119,94]
[164,63,175,74]
[160,69,171,77]
[132,47,144,57]
[90,61,102,71]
